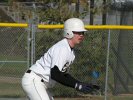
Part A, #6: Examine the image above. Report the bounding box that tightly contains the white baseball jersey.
[30,38,75,88]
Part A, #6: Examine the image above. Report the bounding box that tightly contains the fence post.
[104,29,111,100]
[31,20,36,65]
[27,16,32,68]
[31,3,38,65]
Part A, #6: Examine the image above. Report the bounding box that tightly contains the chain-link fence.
[109,29,133,95]
[0,26,28,97]
[0,24,133,100]
[34,29,108,98]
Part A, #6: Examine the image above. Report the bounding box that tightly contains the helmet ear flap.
[64,30,74,39]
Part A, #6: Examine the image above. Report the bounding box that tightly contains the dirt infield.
[0,97,100,100]
[0,76,20,83]
[0,98,27,100]
[1,95,133,100]
[0,77,133,100]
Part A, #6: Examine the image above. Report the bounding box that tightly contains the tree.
[0,0,8,2]
[90,0,94,25]
[102,0,106,25]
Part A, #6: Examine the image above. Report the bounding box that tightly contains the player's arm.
[51,65,100,94]
[51,65,79,88]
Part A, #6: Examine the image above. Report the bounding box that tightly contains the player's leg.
[31,78,54,100]
[22,72,52,100]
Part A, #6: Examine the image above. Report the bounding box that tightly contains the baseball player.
[21,18,100,100]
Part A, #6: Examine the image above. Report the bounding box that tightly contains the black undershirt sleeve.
[51,65,80,88]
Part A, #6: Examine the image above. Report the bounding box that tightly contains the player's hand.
[75,82,93,94]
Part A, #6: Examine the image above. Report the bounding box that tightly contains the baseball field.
[0,75,133,100]
[0,55,133,100]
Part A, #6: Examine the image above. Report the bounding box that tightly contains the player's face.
[72,31,85,44]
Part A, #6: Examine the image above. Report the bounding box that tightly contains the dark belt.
[26,70,44,82]
[26,69,31,73]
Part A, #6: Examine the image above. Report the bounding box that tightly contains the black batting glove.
[75,82,93,94]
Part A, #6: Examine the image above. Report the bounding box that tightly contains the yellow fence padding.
[0,23,133,30]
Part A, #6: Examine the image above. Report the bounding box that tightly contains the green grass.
[0,80,26,98]
[0,63,27,77]
[0,55,27,97]
[0,54,27,77]
[0,54,27,60]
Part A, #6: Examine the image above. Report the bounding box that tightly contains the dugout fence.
[0,23,133,100]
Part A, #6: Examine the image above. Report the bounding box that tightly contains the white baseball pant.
[21,70,54,100]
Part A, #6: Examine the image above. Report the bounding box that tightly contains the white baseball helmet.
[64,18,87,39]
